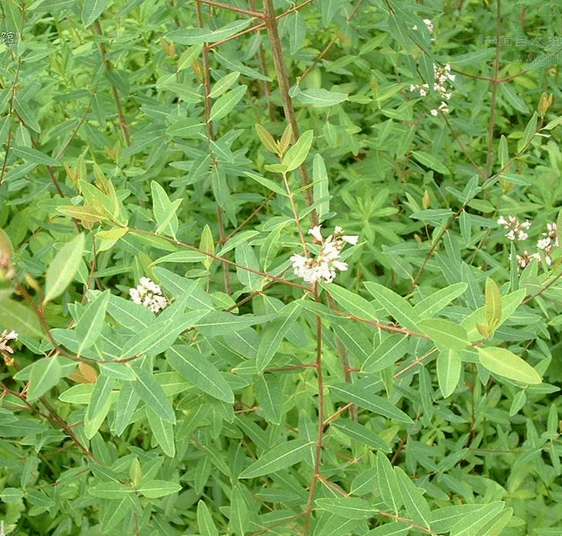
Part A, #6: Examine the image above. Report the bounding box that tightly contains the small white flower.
[498,215,531,241]
[129,277,169,313]
[0,329,18,355]
[291,226,358,284]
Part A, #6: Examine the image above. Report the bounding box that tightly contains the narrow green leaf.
[294,88,348,108]
[235,241,263,290]
[362,334,408,373]
[76,290,110,353]
[57,205,106,224]
[152,181,180,238]
[84,375,115,439]
[377,452,402,513]
[283,130,314,172]
[315,497,375,519]
[239,440,310,478]
[44,233,85,304]
[167,20,251,45]
[255,373,283,425]
[146,406,175,457]
[255,124,278,154]
[330,384,413,423]
[244,171,287,196]
[130,365,176,423]
[28,356,62,401]
[413,283,468,317]
[332,421,389,451]
[418,318,469,350]
[100,496,134,533]
[257,302,301,371]
[364,281,420,331]
[166,345,234,403]
[114,382,140,436]
[323,283,380,322]
[137,480,181,498]
[200,224,215,270]
[82,0,108,25]
[231,485,249,536]
[477,347,541,385]
[0,299,44,337]
[411,150,450,174]
[12,146,61,166]
[198,500,219,536]
[449,501,505,536]
[210,85,247,121]
[437,350,462,398]
[485,278,502,334]
[88,482,134,499]
[395,468,431,528]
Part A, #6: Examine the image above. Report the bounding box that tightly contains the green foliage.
[1,0,562,535]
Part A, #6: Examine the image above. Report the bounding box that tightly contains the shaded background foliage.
[1,0,562,535]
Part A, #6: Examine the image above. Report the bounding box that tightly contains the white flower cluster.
[410,63,455,116]
[508,222,559,269]
[0,329,18,355]
[497,215,531,241]
[413,18,434,34]
[290,226,359,284]
[129,277,169,313]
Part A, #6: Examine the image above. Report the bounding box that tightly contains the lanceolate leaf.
[44,233,85,304]
[330,384,413,423]
[315,497,375,519]
[485,278,502,334]
[130,365,176,424]
[418,318,469,350]
[437,350,462,398]
[364,281,421,331]
[166,345,234,403]
[28,356,63,400]
[239,440,310,478]
[477,347,541,385]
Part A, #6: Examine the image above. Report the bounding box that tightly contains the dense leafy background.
[1,0,562,535]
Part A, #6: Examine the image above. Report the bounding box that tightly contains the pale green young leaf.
[44,233,85,304]
[210,85,247,121]
[477,347,541,385]
[200,224,215,270]
[89,482,134,499]
[255,124,278,154]
[283,130,314,172]
[418,319,469,350]
[485,278,502,334]
[137,480,181,498]
[437,350,462,398]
